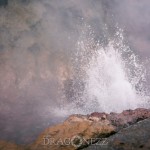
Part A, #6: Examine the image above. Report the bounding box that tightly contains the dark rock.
[84,118,150,150]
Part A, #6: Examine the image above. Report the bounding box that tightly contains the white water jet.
[83,41,141,112]
[54,27,149,116]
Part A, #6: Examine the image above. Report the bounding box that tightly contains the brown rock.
[29,114,116,150]
[108,108,150,129]
[89,108,150,129]
[1,108,150,150]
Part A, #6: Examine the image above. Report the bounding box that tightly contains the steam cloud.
[0,0,150,144]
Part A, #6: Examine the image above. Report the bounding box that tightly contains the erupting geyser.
[0,0,150,147]
[56,27,150,115]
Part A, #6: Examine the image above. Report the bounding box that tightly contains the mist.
[0,0,150,144]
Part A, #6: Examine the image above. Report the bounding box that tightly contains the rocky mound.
[0,108,150,150]
[29,108,150,150]
[29,114,116,150]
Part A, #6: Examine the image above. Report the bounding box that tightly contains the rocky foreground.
[0,108,150,150]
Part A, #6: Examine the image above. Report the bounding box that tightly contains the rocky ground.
[0,108,150,150]
[84,119,150,150]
